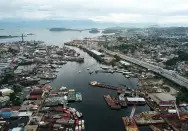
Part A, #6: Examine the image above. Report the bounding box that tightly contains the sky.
[0,0,188,24]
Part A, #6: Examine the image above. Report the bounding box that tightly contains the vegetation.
[117,37,123,41]
[9,93,21,106]
[165,57,179,66]
[114,54,121,62]
[165,51,188,66]
[176,88,188,103]
[89,28,99,33]
[114,44,133,51]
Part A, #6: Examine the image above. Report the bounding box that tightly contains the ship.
[104,95,121,110]
[119,94,127,107]
[122,105,139,131]
[76,92,82,102]
[89,81,121,91]
[67,89,76,102]
[122,117,139,131]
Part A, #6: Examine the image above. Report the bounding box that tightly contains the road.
[104,49,188,89]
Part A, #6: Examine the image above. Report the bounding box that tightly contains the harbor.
[0,38,188,130]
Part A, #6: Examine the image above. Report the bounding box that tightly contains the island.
[0,35,20,39]
[89,28,100,33]
[27,33,34,35]
[0,29,4,30]
[49,28,82,32]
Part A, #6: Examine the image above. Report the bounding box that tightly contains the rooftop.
[149,93,176,105]
[127,97,145,102]
[91,50,103,56]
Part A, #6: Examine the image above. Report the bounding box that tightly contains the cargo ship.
[90,81,121,91]
[104,95,121,110]
[122,117,139,131]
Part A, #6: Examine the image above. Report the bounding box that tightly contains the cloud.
[0,0,188,24]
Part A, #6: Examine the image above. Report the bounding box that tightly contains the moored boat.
[76,92,82,102]
[122,116,139,131]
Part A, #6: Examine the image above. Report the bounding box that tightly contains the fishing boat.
[76,92,82,102]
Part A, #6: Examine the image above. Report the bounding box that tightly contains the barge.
[90,81,122,91]
[122,117,139,131]
[104,95,121,110]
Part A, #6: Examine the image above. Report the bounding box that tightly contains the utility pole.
[22,34,24,42]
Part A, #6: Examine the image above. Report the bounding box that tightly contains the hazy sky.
[0,0,188,24]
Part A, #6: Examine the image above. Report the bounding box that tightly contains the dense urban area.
[0,27,188,131]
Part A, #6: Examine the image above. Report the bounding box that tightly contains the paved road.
[104,49,188,89]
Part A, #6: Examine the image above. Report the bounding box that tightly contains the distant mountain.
[0,19,158,29]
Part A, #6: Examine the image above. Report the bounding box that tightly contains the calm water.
[50,47,151,131]
[0,27,102,44]
[0,28,151,131]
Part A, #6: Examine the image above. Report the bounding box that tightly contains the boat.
[76,111,82,118]
[82,123,85,130]
[81,120,85,129]
[149,125,161,131]
[57,61,67,65]
[87,68,90,70]
[76,92,82,102]
[78,120,82,125]
[119,94,127,107]
[75,126,79,131]
[79,126,82,131]
[59,86,67,91]
[101,66,110,70]
[67,89,76,102]
[89,71,93,74]
[89,81,121,91]
[39,73,57,80]
[125,75,130,78]
[81,120,84,124]
[122,116,139,131]
[27,33,34,35]
[104,95,121,110]
[78,70,81,73]
[90,81,98,86]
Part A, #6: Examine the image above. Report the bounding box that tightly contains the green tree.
[114,54,121,62]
